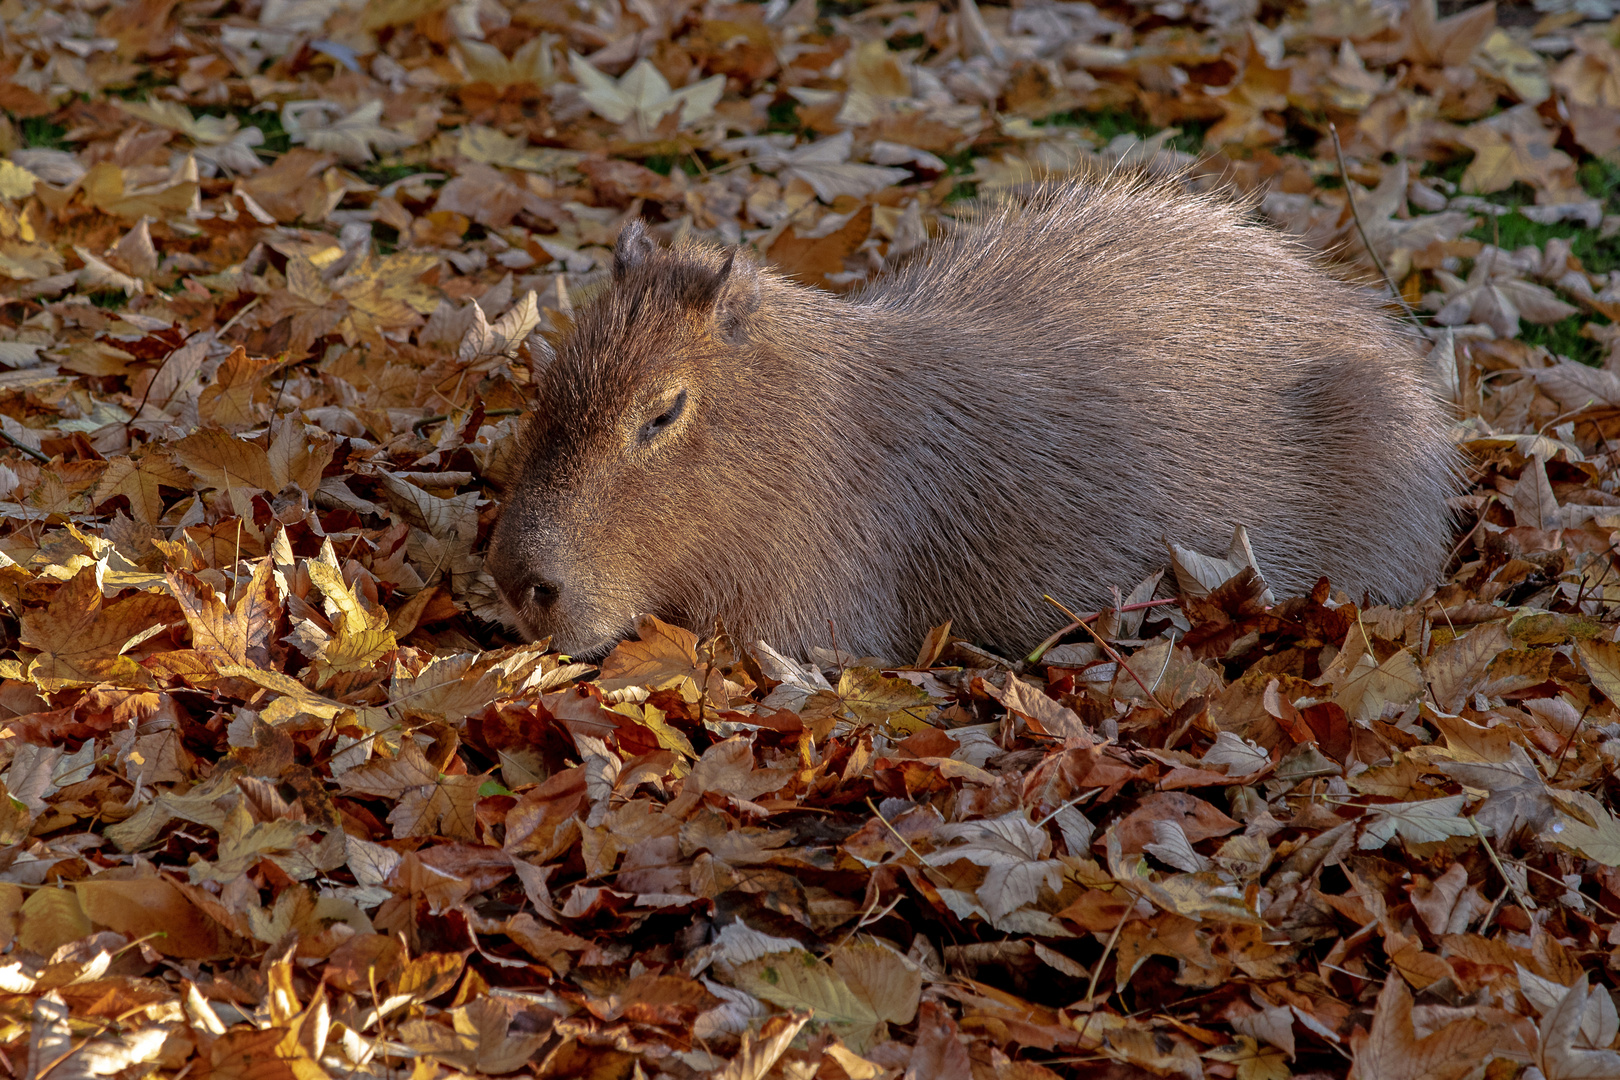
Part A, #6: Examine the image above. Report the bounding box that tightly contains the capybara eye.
[639,389,687,442]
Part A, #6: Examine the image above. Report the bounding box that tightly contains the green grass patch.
[1422,155,1617,364]
[20,117,68,150]
[641,153,705,177]
[764,97,801,135]
[1520,313,1607,367]
[1425,155,1471,190]
[935,146,980,203]
[249,108,292,157]
[1455,183,1620,276]
[1034,107,1209,155]
[1035,106,1155,142]
[106,70,171,100]
[353,160,425,187]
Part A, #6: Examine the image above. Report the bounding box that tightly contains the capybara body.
[486,175,1458,661]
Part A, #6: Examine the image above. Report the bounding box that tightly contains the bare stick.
[1026,597,1181,664]
[1327,123,1424,330]
[1041,594,1170,712]
[0,427,48,464]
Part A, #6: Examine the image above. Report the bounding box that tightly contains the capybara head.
[485,221,768,657]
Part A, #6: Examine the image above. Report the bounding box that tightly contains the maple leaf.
[1350,976,1500,1080]
[568,54,726,138]
[336,740,480,840]
[166,560,278,670]
[457,36,559,88]
[835,665,935,733]
[1551,34,1620,158]
[171,427,276,496]
[925,812,1064,924]
[1534,976,1620,1080]
[1429,249,1580,338]
[598,614,709,697]
[456,125,583,173]
[198,347,278,430]
[1457,105,1579,198]
[78,162,198,221]
[116,98,265,173]
[455,290,541,367]
[18,566,173,690]
[396,996,552,1072]
[191,800,315,882]
[282,100,418,164]
[304,555,396,685]
[1438,745,1559,840]
[331,250,441,341]
[669,737,793,813]
[256,256,341,357]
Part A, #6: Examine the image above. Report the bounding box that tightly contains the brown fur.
[485,174,1459,660]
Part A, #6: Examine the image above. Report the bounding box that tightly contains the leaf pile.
[3,0,1620,1076]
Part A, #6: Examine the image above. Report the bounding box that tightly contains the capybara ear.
[688,250,761,341]
[612,218,655,280]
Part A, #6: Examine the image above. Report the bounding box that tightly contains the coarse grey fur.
[485,173,1460,661]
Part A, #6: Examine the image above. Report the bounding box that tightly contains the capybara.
[485,175,1457,660]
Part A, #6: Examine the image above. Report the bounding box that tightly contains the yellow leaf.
[17,887,92,955]
[732,952,885,1052]
[79,161,197,220]
[0,161,40,201]
[837,667,935,733]
[333,250,441,340]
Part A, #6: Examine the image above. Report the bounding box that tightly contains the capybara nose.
[506,574,562,612]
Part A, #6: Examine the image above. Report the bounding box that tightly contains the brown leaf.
[172,427,276,494]
[166,560,277,669]
[1350,975,1497,1080]
[907,1001,973,1080]
[768,205,874,290]
[19,567,174,690]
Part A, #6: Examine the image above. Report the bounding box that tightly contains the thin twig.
[411,407,523,434]
[1551,704,1593,780]
[1042,594,1170,711]
[865,798,943,881]
[1327,123,1424,330]
[0,426,48,463]
[1505,855,1620,919]
[1085,916,1127,1004]
[1026,597,1181,664]
[1470,815,1530,912]
[216,295,261,339]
